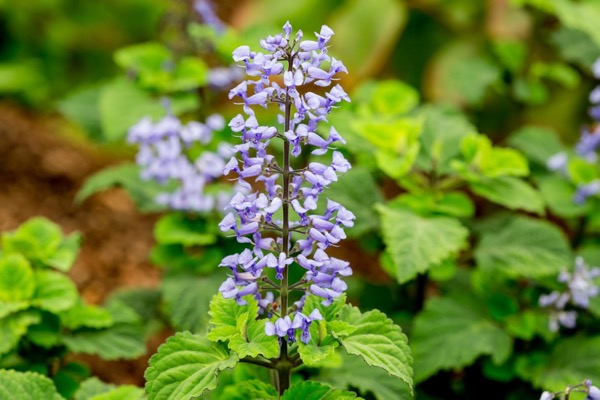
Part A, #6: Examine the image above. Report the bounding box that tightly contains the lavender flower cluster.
[540,379,600,400]
[538,257,600,332]
[547,58,600,203]
[217,21,354,344]
[128,109,238,212]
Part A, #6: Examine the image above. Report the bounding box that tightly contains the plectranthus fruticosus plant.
[144,22,413,400]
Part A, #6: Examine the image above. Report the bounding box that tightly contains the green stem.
[240,357,275,369]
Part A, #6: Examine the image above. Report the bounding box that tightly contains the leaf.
[2,217,62,267]
[145,332,239,400]
[88,386,145,400]
[468,176,545,215]
[52,362,90,400]
[62,323,146,360]
[389,191,475,218]
[516,336,600,392]
[552,0,600,50]
[0,253,35,302]
[75,377,117,400]
[162,273,221,332]
[297,321,339,366]
[474,216,571,279]
[58,84,104,141]
[369,80,419,116]
[538,175,589,218]
[282,381,359,400]
[322,167,384,237]
[318,353,412,400]
[98,77,164,141]
[75,163,172,212]
[228,379,278,400]
[229,318,280,359]
[28,312,62,348]
[0,311,40,355]
[0,370,65,400]
[337,305,413,391]
[507,126,565,167]
[207,294,259,342]
[412,296,512,383]
[170,57,209,91]
[376,205,468,283]
[59,302,113,330]
[46,233,81,273]
[32,270,78,313]
[154,213,217,246]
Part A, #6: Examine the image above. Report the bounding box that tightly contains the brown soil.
[0,104,161,385]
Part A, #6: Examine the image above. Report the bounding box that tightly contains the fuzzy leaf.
[228,379,278,400]
[32,270,78,313]
[538,175,589,218]
[282,381,359,400]
[59,303,113,330]
[154,213,217,246]
[145,332,239,400]
[507,126,564,166]
[228,318,280,359]
[207,294,259,342]
[412,296,512,382]
[0,370,64,400]
[0,311,40,355]
[62,323,146,360]
[469,176,545,215]
[475,216,571,278]
[376,205,468,283]
[75,378,116,400]
[88,386,144,400]
[0,253,35,302]
[337,305,413,391]
[297,322,339,366]
[46,233,81,272]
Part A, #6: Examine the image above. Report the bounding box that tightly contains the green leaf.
[154,213,217,246]
[75,163,172,212]
[282,381,359,400]
[0,301,30,319]
[538,175,589,218]
[567,158,598,184]
[0,253,35,301]
[0,311,41,355]
[32,270,78,313]
[323,167,384,237]
[145,332,239,400]
[303,294,347,324]
[59,302,113,330]
[376,205,468,283]
[337,305,413,390]
[474,216,571,279]
[0,370,65,400]
[412,296,512,382]
[516,336,600,392]
[99,77,164,141]
[2,217,62,267]
[492,39,527,72]
[297,321,339,366]
[468,176,545,215]
[58,84,104,141]
[88,386,145,400]
[75,377,116,400]
[507,126,565,167]
[114,42,170,74]
[318,353,412,400]
[552,0,600,50]
[170,57,209,91]
[226,379,278,400]
[369,80,419,116]
[229,318,280,359]
[28,312,62,348]
[389,191,475,218]
[46,233,81,273]
[551,27,600,69]
[207,294,259,342]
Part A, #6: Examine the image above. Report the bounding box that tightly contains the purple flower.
[588,385,600,400]
[574,181,600,204]
[540,392,553,400]
[265,315,303,343]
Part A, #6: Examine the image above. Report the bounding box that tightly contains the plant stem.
[240,357,275,369]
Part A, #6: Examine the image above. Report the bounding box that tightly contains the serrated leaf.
[145,332,239,400]
[62,323,146,360]
[2,217,62,267]
[59,302,113,330]
[207,294,259,342]
[46,233,81,272]
[88,386,145,400]
[75,163,171,213]
[389,192,474,218]
[412,296,512,382]
[154,213,217,246]
[516,336,600,392]
[229,318,280,359]
[0,301,29,319]
[337,306,413,390]
[0,311,41,355]
[227,379,278,400]
[0,253,35,301]
[162,273,221,332]
[0,370,65,400]
[318,352,412,400]
[303,294,347,323]
[75,377,117,400]
[475,216,571,279]
[297,322,339,366]
[469,176,545,215]
[28,312,62,348]
[32,270,78,313]
[376,205,468,283]
[282,381,359,400]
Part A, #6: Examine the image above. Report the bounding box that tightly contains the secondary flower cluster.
[217,21,354,344]
[540,379,600,400]
[538,257,600,332]
[547,58,600,203]
[128,109,237,212]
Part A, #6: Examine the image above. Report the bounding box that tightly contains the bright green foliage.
[207,294,259,342]
[0,311,41,355]
[455,134,529,178]
[62,323,146,360]
[469,176,545,215]
[389,192,475,218]
[475,216,571,278]
[145,332,239,400]
[220,379,278,400]
[507,126,565,167]
[376,205,468,283]
[567,158,598,185]
[0,370,65,400]
[1,217,81,272]
[228,318,280,359]
[59,303,113,330]
[412,296,512,382]
[281,381,360,400]
[0,254,35,301]
[365,80,420,116]
[538,175,589,218]
[318,353,413,400]
[154,214,217,247]
[75,377,144,400]
[297,321,339,366]
[31,270,78,313]
[75,163,172,212]
[516,336,600,392]
[337,305,413,391]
